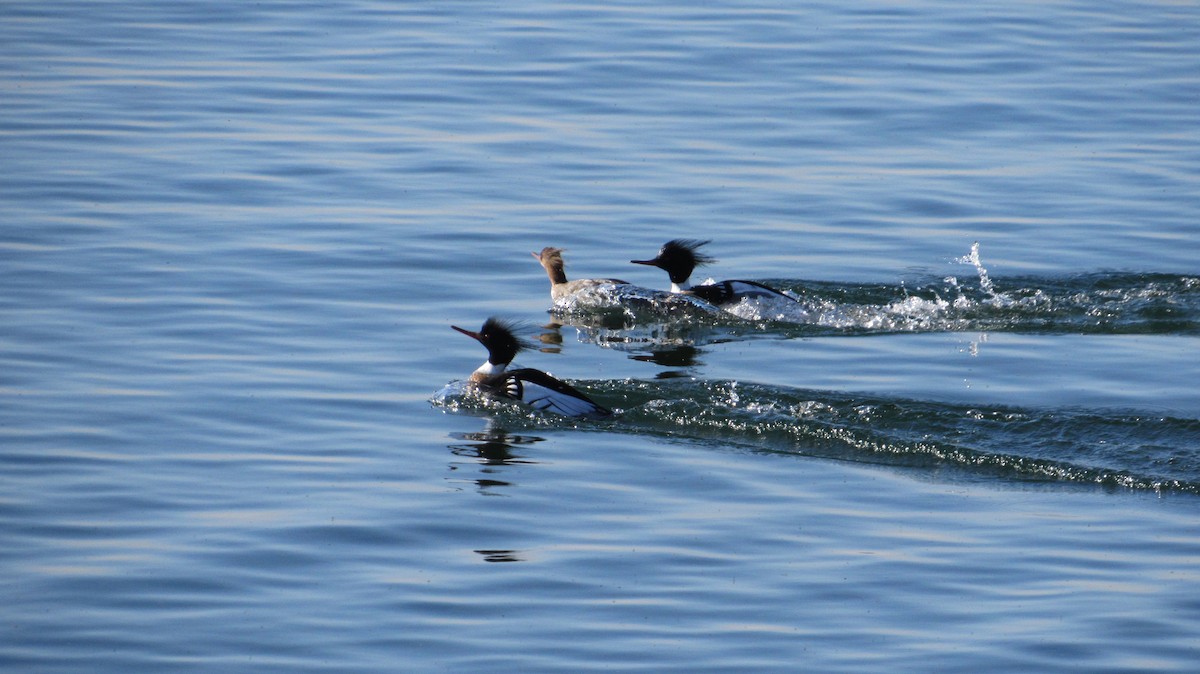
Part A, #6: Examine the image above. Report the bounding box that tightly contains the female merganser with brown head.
[533,247,629,302]
[631,239,797,306]
[452,317,612,418]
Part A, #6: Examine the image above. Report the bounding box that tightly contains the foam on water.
[436,243,1200,493]
[433,376,1200,494]
[549,282,720,324]
[541,245,1200,341]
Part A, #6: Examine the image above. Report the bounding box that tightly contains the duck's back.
[551,277,628,301]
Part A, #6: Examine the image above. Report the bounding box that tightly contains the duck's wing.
[503,368,612,418]
[693,279,795,306]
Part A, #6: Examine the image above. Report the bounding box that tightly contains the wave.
[543,244,1200,344]
[432,378,1200,495]
[436,244,1199,493]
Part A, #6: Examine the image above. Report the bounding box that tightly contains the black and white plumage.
[452,317,612,418]
[532,246,629,302]
[631,239,797,306]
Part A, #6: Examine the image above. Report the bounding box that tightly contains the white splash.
[956,241,997,298]
[721,293,813,323]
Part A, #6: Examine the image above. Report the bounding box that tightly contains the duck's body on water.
[631,239,797,306]
[453,317,612,418]
[533,247,629,302]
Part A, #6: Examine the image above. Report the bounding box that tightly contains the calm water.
[3,1,1200,671]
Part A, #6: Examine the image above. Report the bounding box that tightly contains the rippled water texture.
[3,1,1199,672]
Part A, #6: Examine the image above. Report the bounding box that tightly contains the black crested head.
[631,238,716,284]
[452,317,530,366]
[660,239,716,266]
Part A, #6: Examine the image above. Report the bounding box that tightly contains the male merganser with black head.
[452,317,612,418]
[631,239,798,306]
[533,247,629,302]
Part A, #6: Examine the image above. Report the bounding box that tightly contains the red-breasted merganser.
[631,239,798,306]
[533,247,629,301]
[452,317,612,418]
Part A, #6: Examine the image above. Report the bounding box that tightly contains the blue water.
[3,1,1200,671]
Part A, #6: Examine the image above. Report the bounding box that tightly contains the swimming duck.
[533,246,629,302]
[452,317,612,418]
[631,239,797,306]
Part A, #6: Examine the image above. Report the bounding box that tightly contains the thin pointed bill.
[451,325,482,342]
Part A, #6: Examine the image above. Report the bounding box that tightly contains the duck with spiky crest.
[452,317,612,418]
[631,239,798,306]
[532,246,629,302]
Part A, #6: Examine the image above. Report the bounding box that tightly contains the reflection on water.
[628,342,700,369]
[535,321,565,352]
[958,332,990,358]
[545,317,711,376]
[474,549,524,563]
[449,429,544,466]
[447,429,546,495]
[550,315,721,350]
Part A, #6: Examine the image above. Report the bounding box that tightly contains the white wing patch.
[725,280,785,299]
[503,375,608,417]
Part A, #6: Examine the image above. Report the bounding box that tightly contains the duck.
[630,239,797,306]
[532,246,629,302]
[452,317,612,418]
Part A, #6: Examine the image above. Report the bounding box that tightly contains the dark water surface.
[3,1,1199,671]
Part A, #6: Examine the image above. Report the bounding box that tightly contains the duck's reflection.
[631,343,702,368]
[447,427,545,495]
[449,429,543,465]
[536,321,565,353]
[541,318,710,376]
[544,313,717,347]
[474,549,524,563]
[448,429,542,562]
